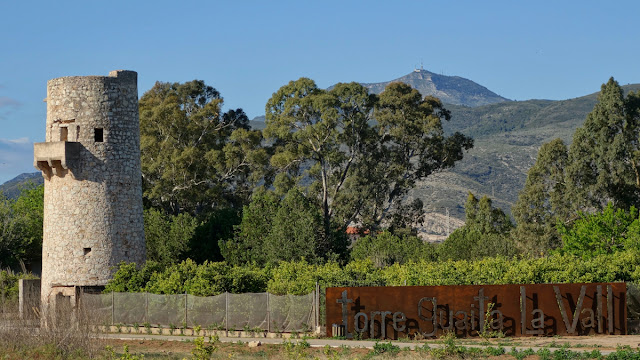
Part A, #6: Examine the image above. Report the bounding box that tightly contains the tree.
[566,78,640,212]
[387,198,426,236]
[464,193,513,234]
[220,187,330,265]
[264,187,326,264]
[365,83,473,227]
[512,139,570,255]
[144,208,198,266]
[265,80,376,250]
[0,184,44,269]
[0,195,21,268]
[219,189,279,265]
[439,193,515,261]
[139,80,268,214]
[512,78,640,256]
[264,79,472,254]
[557,204,640,258]
[186,208,240,264]
[10,184,43,267]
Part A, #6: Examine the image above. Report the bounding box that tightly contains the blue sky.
[1,0,639,183]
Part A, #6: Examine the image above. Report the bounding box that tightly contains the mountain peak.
[359,69,510,107]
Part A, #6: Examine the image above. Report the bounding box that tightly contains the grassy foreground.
[4,333,640,359]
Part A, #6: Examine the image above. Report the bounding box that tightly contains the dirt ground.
[100,334,640,359]
[101,338,372,359]
[459,334,640,349]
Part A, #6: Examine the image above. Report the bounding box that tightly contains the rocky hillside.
[358,69,510,107]
[0,172,42,199]
[413,83,640,237]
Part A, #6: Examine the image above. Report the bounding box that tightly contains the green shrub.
[372,341,400,355]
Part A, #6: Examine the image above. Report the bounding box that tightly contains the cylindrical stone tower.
[34,70,145,316]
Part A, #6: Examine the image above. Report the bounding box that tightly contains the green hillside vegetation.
[412,83,640,224]
[0,173,42,200]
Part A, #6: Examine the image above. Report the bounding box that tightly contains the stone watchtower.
[34,70,145,315]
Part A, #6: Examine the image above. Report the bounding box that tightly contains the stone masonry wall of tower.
[34,70,146,309]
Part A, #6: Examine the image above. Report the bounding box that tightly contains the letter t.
[337,290,353,339]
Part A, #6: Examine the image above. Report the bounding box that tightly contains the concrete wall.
[19,279,41,319]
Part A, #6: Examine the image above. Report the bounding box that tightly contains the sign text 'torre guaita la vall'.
[326,283,626,339]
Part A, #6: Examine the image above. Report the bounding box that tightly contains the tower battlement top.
[47,70,137,85]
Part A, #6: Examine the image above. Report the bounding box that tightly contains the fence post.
[225,292,229,336]
[184,292,188,328]
[111,291,115,326]
[315,282,320,332]
[266,293,270,333]
[312,284,315,331]
[145,292,149,325]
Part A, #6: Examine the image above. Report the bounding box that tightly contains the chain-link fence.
[627,283,640,334]
[80,291,318,333]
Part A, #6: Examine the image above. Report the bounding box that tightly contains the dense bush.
[105,259,271,295]
[350,231,436,267]
[557,204,640,258]
[107,249,640,296]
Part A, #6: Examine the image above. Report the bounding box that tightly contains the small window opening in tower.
[83,247,91,256]
[60,127,68,141]
[76,126,80,141]
[94,128,103,142]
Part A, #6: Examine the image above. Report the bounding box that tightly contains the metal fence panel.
[113,292,146,325]
[148,293,185,326]
[227,293,268,331]
[187,293,226,329]
[269,293,314,332]
[81,291,316,332]
[81,293,112,325]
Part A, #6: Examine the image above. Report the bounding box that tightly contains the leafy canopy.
[139,80,268,214]
[513,78,640,256]
[557,204,640,258]
[220,188,331,266]
[0,184,43,268]
[439,193,515,261]
[566,77,640,211]
[264,79,472,255]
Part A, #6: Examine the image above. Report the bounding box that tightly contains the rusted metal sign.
[326,283,626,339]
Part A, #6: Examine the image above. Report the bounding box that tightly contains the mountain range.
[413,83,640,241]
[360,69,510,106]
[0,172,42,199]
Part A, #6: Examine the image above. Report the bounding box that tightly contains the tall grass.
[0,295,104,359]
